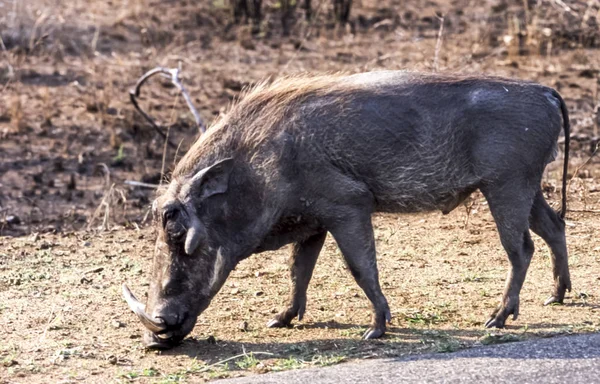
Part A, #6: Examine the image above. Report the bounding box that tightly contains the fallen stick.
[124,180,160,189]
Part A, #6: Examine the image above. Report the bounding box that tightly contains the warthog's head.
[123,157,249,349]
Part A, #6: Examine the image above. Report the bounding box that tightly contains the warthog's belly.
[374,186,479,215]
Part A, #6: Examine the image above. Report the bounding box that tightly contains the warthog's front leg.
[328,211,391,339]
[267,231,327,328]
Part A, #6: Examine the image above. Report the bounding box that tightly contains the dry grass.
[8,95,24,132]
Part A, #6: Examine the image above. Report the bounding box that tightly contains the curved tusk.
[122,284,166,333]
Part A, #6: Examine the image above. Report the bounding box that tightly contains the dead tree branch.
[124,180,159,189]
[129,66,206,148]
[567,142,599,193]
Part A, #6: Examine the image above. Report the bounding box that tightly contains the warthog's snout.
[122,284,194,349]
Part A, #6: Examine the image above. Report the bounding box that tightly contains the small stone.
[230,288,239,295]
[83,241,91,247]
[2,358,17,367]
[6,215,20,225]
[254,291,264,297]
[107,355,118,365]
[238,321,248,332]
[111,320,124,329]
[240,38,256,50]
[67,173,76,190]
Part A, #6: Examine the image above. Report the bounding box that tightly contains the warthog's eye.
[162,207,186,241]
[163,208,176,225]
[166,221,186,240]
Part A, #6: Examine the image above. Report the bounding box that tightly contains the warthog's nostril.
[154,312,187,329]
[154,315,171,327]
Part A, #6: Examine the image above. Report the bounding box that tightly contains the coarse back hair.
[172,71,543,179]
[173,72,357,178]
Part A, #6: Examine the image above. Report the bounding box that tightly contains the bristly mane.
[173,72,353,178]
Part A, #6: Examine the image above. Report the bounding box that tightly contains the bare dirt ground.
[1,0,600,382]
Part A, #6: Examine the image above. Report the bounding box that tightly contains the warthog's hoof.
[484,317,506,329]
[362,327,385,339]
[544,295,564,306]
[485,298,519,329]
[266,318,289,328]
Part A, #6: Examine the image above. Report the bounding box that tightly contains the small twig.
[552,0,575,13]
[522,0,530,25]
[568,209,600,214]
[1,76,12,94]
[559,133,600,143]
[173,138,186,171]
[83,267,104,274]
[567,142,599,193]
[283,0,327,70]
[28,12,47,52]
[97,163,111,187]
[159,121,171,175]
[199,351,274,372]
[87,173,119,231]
[462,198,474,229]
[91,23,100,53]
[40,303,57,344]
[593,76,599,138]
[129,66,205,149]
[433,14,445,72]
[160,90,180,187]
[124,180,159,189]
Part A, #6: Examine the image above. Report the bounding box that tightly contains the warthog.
[123,71,571,349]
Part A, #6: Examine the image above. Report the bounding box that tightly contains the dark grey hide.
[124,71,571,349]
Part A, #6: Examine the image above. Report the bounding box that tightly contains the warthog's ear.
[188,158,234,200]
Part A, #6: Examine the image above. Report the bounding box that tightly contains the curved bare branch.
[129,66,206,148]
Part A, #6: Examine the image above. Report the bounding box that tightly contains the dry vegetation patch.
[1,197,599,382]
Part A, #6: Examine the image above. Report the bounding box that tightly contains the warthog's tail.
[552,89,570,219]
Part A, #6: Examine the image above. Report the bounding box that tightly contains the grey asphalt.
[217,333,600,384]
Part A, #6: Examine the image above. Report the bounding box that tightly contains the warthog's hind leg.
[482,182,536,328]
[267,231,327,328]
[529,190,571,305]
